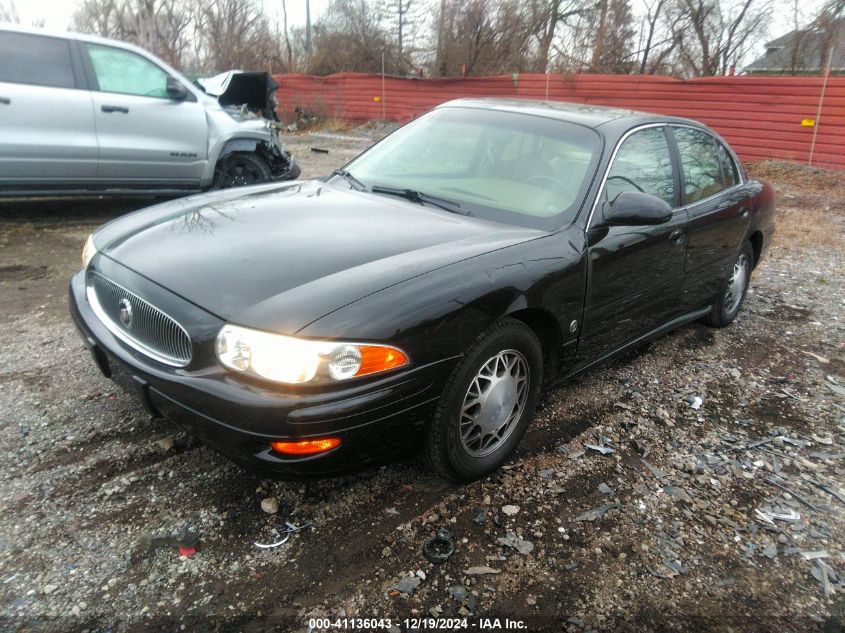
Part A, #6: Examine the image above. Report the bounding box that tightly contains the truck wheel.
[211,153,271,189]
[423,318,543,481]
[704,241,754,328]
[284,163,302,180]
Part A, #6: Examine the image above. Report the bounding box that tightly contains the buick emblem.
[118,298,134,329]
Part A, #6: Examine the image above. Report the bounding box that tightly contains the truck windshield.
[343,107,601,230]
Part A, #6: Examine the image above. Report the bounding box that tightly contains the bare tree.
[817,0,844,69]
[535,0,587,71]
[308,0,394,75]
[0,0,19,23]
[197,0,284,72]
[281,0,294,70]
[72,0,192,69]
[71,0,119,36]
[431,0,546,76]
[384,0,427,73]
[666,0,771,76]
[638,0,667,73]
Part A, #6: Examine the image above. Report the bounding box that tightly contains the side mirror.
[602,191,673,226]
[166,77,189,101]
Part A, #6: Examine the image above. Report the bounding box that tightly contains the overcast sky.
[10,0,828,59]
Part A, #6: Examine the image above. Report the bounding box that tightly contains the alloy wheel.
[459,349,529,457]
[221,159,265,188]
[723,253,749,314]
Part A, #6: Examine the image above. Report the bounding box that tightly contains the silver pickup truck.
[0,25,299,196]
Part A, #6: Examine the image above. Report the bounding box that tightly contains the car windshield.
[342,107,601,230]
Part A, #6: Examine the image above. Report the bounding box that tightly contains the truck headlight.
[215,324,408,384]
[81,234,97,269]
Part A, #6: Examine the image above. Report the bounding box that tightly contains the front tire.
[211,152,272,189]
[424,318,544,481]
[704,241,754,327]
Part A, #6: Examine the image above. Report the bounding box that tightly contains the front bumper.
[69,271,453,476]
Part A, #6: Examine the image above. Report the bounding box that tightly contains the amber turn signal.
[271,438,341,455]
[356,345,408,377]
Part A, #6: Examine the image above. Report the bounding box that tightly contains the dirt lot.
[0,130,843,633]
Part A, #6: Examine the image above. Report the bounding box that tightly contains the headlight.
[81,234,97,269]
[215,324,408,384]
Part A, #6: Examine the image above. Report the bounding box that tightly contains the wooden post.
[381,50,386,122]
[809,48,834,167]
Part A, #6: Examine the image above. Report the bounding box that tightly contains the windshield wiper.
[370,185,470,216]
[332,169,366,191]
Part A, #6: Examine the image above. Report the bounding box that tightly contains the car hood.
[95,180,545,333]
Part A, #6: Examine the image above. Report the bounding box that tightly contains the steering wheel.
[606,175,644,193]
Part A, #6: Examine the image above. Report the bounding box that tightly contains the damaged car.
[70,99,775,481]
[0,25,299,196]
[195,70,281,122]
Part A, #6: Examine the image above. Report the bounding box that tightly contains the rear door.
[671,126,752,311]
[579,125,689,361]
[0,30,98,184]
[82,42,208,184]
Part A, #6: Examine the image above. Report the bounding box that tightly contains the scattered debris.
[472,507,487,524]
[393,576,421,595]
[641,459,669,482]
[310,147,329,154]
[688,396,703,410]
[254,521,312,549]
[765,476,829,513]
[448,586,478,612]
[496,533,534,555]
[575,503,623,522]
[501,505,520,516]
[464,566,500,575]
[423,528,455,564]
[584,443,615,455]
[134,529,199,560]
[663,485,693,503]
[755,508,801,524]
[260,497,279,514]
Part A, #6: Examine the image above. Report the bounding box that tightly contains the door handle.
[101,105,129,113]
[669,228,686,245]
[0,97,10,105]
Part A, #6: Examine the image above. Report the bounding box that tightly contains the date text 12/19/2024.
[307,617,528,630]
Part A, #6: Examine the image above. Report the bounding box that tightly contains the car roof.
[438,98,703,133]
[0,22,157,55]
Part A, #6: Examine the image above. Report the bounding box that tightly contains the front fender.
[298,231,587,368]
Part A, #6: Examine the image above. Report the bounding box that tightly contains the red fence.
[274,72,845,170]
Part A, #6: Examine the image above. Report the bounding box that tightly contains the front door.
[0,31,98,184]
[83,42,208,184]
[579,126,689,362]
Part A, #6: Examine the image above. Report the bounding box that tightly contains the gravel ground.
[0,131,843,633]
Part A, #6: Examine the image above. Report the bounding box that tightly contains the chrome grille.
[86,272,192,367]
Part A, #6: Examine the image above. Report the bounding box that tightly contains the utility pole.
[305,0,312,57]
[591,0,608,71]
[398,0,404,70]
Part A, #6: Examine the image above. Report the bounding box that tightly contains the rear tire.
[211,152,271,189]
[704,240,754,327]
[423,318,543,481]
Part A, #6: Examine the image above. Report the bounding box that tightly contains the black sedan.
[70,99,775,480]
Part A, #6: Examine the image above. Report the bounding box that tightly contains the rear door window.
[0,31,76,89]
[674,127,725,204]
[605,127,675,207]
[716,142,739,188]
[86,43,170,98]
